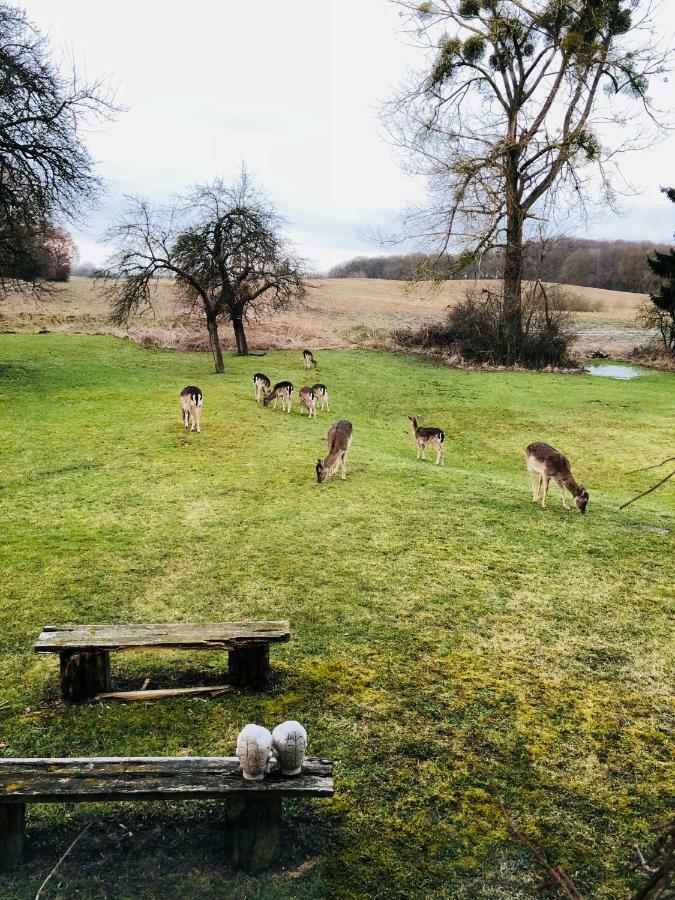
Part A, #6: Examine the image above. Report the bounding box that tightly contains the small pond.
[586,362,649,380]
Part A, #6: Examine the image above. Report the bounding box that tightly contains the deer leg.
[196,408,200,433]
[541,477,549,509]
[559,482,569,509]
[436,445,443,466]
[529,472,539,502]
[341,452,347,480]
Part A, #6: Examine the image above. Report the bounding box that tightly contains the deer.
[316,420,353,482]
[299,387,317,418]
[408,416,445,465]
[303,349,317,369]
[311,383,329,412]
[252,372,271,403]
[180,386,203,433]
[525,442,589,513]
[263,381,293,413]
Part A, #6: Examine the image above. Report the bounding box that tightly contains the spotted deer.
[303,349,317,369]
[180,386,203,433]
[526,442,589,513]
[408,416,445,465]
[311,383,329,412]
[252,372,271,403]
[263,381,293,413]
[299,387,318,418]
[316,420,353,482]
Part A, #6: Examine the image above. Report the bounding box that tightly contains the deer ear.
[317,458,322,466]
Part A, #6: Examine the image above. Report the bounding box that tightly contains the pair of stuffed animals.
[236,720,307,781]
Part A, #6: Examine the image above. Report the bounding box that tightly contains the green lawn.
[0,334,673,899]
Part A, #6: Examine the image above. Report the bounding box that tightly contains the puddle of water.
[586,363,647,380]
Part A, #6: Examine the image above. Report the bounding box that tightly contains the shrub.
[395,282,577,369]
[636,299,675,357]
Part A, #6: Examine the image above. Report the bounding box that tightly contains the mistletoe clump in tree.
[100,171,306,373]
[645,187,675,355]
[386,0,670,364]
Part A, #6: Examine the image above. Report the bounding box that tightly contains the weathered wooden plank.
[35,622,290,653]
[93,685,233,702]
[0,803,24,872]
[0,757,334,803]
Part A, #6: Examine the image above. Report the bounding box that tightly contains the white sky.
[25,0,675,271]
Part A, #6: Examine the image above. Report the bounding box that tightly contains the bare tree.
[0,3,116,294]
[385,0,670,358]
[100,172,307,372]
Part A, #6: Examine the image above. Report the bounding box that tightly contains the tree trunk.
[503,181,524,363]
[232,312,249,356]
[206,310,224,374]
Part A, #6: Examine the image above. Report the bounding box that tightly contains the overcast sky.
[26,0,675,271]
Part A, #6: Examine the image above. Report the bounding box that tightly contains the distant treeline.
[328,238,668,294]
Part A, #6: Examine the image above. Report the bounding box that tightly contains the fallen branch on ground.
[35,823,91,899]
[620,470,675,510]
[496,796,585,899]
[93,685,233,702]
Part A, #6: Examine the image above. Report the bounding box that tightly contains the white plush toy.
[236,724,275,781]
[272,720,308,776]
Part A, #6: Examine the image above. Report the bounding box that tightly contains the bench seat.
[0,755,333,872]
[34,622,290,702]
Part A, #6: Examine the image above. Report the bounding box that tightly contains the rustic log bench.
[0,755,333,873]
[34,622,290,703]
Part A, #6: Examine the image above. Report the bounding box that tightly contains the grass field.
[0,276,652,357]
[0,334,673,899]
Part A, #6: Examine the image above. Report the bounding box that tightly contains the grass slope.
[0,335,673,899]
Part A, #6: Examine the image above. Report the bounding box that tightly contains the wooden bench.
[34,622,290,703]
[0,755,333,873]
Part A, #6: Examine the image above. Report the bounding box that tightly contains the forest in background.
[327,237,667,294]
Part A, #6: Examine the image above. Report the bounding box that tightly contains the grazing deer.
[252,372,271,403]
[408,416,445,465]
[311,383,329,412]
[303,349,317,369]
[526,442,589,513]
[299,387,317,418]
[180,386,203,433]
[316,420,353,482]
[263,381,293,413]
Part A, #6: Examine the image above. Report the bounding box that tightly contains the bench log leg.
[60,650,111,703]
[231,795,282,872]
[228,644,269,688]
[0,803,25,872]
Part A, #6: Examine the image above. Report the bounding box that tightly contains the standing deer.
[526,442,589,513]
[316,420,353,482]
[299,387,317,418]
[311,383,329,411]
[303,350,317,369]
[408,416,445,465]
[263,381,293,413]
[180,386,203,433]
[252,372,271,403]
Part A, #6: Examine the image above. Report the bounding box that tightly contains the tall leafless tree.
[385,0,671,357]
[100,172,307,372]
[0,3,116,294]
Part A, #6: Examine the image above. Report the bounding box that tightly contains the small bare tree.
[100,172,307,372]
[0,3,116,295]
[385,0,671,360]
